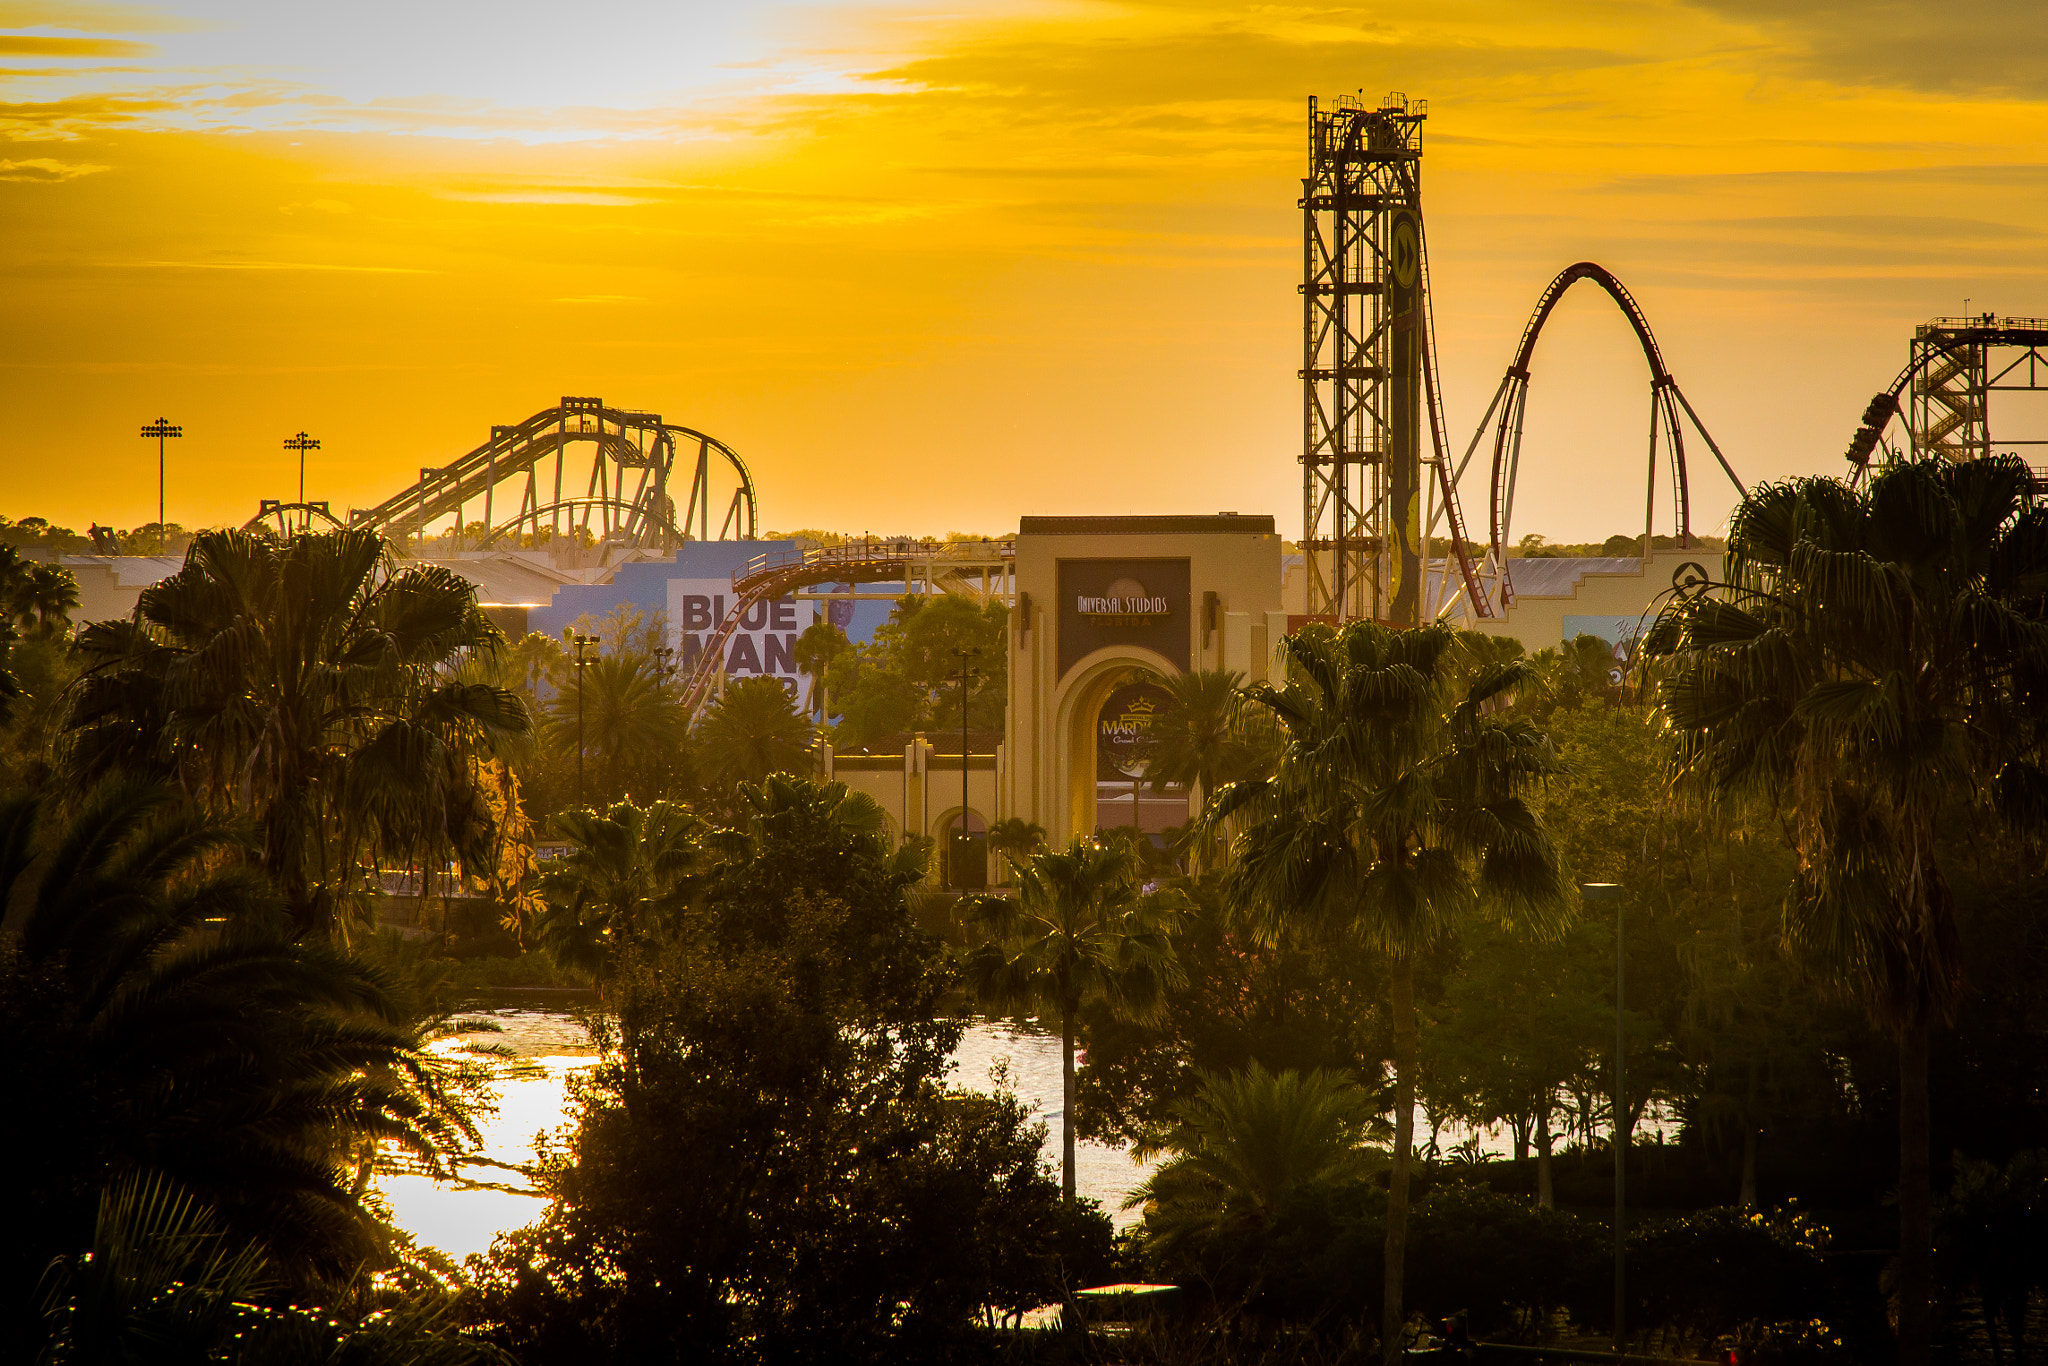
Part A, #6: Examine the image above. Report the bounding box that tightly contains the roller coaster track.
[345,396,756,550]
[1843,315,2048,488]
[679,538,1015,716]
[1450,263,1745,616]
[1417,222,1492,619]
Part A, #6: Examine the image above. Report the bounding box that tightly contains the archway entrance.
[1093,678,1188,843]
[942,809,988,890]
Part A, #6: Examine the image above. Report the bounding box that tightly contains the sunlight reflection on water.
[376,1003,1157,1263]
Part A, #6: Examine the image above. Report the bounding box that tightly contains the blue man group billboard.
[668,578,808,694]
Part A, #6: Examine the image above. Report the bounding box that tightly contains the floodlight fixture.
[283,431,322,512]
[140,418,183,555]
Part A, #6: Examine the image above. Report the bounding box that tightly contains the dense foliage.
[2,484,2045,1363]
[470,777,1112,1363]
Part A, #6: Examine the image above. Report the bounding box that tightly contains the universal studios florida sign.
[1075,578,1172,619]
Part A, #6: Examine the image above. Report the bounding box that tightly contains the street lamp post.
[139,418,182,554]
[284,431,321,525]
[1582,881,1627,1352]
[572,633,599,805]
[949,647,980,889]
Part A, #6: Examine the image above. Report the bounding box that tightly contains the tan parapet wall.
[1465,548,1725,654]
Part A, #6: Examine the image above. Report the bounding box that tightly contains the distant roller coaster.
[1443,262,1746,617]
[248,397,757,551]
[1301,95,1745,626]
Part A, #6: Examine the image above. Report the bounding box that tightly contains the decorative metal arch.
[1449,263,1744,614]
[244,500,346,537]
[345,397,757,551]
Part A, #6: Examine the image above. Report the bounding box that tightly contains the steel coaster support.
[1844,315,2048,487]
[348,398,756,551]
[1300,93,1427,623]
[1414,221,1491,620]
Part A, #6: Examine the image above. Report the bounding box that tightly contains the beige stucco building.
[816,520,1717,888]
[1467,548,1722,655]
[1003,514,1286,848]
[816,515,1285,884]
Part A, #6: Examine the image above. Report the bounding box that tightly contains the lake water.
[376,998,1660,1265]
[378,1001,1160,1262]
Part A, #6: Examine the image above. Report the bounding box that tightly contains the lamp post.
[139,418,182,554]
[1581,881,1627,1351]
[572,633,599,805]
[948,647,980,888]
[284,431,321,525]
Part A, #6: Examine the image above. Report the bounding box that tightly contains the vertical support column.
[1387,206,1422,627]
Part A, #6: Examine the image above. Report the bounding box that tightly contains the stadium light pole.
[1582,881,1627,1352]
[140,418,182,553]
[572,633,599,806]
[284,431,321,525]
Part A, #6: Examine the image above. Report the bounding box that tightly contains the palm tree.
[1141,668,1276,800]
[1126,1061,1385,1259]
[695,675,818,794]
[1649,454,2048,1366]
[536,799,709,978]
[965,836,1186,1200]
[63,528,529,937]
[0,782,482,1306]
[0,543,78,637]
[792,619,852,720]
[1211,620,1568,1365]
[986,816,1047,878]
[1139,669,1279,870]
[544,651,689,798]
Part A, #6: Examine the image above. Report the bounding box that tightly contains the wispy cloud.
[0,152,104,178]
[0,1,202,33]
[0,34,149,56]
[123,259,437,274]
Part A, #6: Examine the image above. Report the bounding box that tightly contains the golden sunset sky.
[3,0,2044,544]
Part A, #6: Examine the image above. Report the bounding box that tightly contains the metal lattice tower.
[1300,93,1426,624]
[1910,320,1989,462]
[1848,314,2048,488]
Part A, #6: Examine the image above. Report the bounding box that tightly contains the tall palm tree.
[536,799,709,978]
[1211,620,1568,1365]
[695,675,818,794]
[63,528,529,938]
[1649,454,2048,1366]
[0,782,481,1309]
[1141,668,1276,800]
[1125,1061,1385,1260]
[965,837,1186,1200]
[544,651,689,797]
[0,543,78,637]
[792,619,852,720]
[986,816,1047,877]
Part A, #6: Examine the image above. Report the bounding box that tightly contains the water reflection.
[376,1004,1157,1263]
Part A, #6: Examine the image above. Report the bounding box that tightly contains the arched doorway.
[937,807,988,890]
[1093,676,1189,849]
[1049,647,1185,845]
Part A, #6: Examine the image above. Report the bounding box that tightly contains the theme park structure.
[248,397,756,552]
[676,538,1016,715]
[1298,93,1746,626]
[1843,314,2048,486]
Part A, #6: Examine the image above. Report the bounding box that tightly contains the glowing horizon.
[3,0,2044,545]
